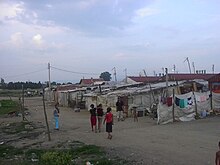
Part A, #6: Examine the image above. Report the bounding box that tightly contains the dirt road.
[1,97,219,165]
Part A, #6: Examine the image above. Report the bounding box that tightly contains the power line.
[2,68,47,79]
[50,66,99,76]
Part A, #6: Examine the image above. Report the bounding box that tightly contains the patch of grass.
[73,145,103,155]
[0,143,129,165]
[0,100,20,115]
[0,144,23,159]
[1,122,33,134]
[25,148,44,160]
[41,151,73,165]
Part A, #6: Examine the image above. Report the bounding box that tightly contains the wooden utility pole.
[172,88,175,122]
[192,62,196,74]
[124,68,127,83]
[192,90,198,119]
[48,62,51,102]
[42,87,51,141]
[173,65,176,73]
[143,69,156,103]
[165,68,169,97]
[112,67,117,82]
[21,85,25,121]
[210,89,213,112]
[184,57,192,74]
[212,64,215,74]
[48,63,51,90]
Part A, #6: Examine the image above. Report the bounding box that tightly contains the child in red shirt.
[103,107,113,139]
[89,104,97,132]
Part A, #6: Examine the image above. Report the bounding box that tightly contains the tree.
[100,71,111,81]
[0,78,5,89]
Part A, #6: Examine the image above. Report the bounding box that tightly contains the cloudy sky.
[0,0,220,83]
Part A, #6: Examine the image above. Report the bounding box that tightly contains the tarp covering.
[212,92,220,112]
[157,91,212,124]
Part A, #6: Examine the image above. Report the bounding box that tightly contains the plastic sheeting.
[212,92,220,112]
[157,91,212,124]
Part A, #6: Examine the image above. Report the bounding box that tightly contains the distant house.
[126,76,161,84]
[79,78,104,87]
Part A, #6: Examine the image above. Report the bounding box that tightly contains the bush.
[41,151,73,165]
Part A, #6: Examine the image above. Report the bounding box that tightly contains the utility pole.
[143,69,147,77]
[184,57,192,74]
[143,69,156,103]
[48,62,51,102]
[165,68,169,97]
[124,68,127,83]
[42,87,51,141]
[21,85,25,121]
[192,62,196,74]
[212,64,215,74]
[173,65,176,73]
[48,63,51,90]
[112,67,117,82]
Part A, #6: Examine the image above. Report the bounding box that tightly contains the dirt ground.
[0,97,219,165]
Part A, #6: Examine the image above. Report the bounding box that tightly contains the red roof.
[79,78,104,85]
[128,76,160,83]
[165,73,217,81]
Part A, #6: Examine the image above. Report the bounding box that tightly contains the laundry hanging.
[167,97,172,107]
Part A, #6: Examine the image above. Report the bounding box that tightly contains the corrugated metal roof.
[128,76,161,83]
[79,78,104,85]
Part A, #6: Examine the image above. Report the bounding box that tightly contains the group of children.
[89,104,113,139]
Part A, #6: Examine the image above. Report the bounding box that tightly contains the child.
[216,141,220,165]
[103,107,113,139]
[53,104,60,130]
[96,104,104,132]
[89,104,97,132]
[132,107,138,122]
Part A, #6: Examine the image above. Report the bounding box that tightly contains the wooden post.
[42,87,51,141]
[21,85,25,121]
[172,88,175,122]
[192,90,198,119]
[210,90,213,113]
[165,68,169,97]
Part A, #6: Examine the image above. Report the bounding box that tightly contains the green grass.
[0,89,22,97]
[0,100,20,115]
[0,143,128,165]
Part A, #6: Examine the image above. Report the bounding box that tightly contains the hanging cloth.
[167,97,172,107]
[175,97,180,106]
[179,99,185,108]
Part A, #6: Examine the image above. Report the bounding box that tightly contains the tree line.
[0,71,111,90]
[0,79,42,90]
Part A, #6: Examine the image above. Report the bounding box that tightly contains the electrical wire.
[50,66,99,75]
[3,68,47,79]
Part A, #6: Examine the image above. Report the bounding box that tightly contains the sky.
[0,0,220,83]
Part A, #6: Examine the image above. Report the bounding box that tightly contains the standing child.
[103,107,113,139]
[116,97,124,121]
[97,104,104,132]
[53,104,60,130]
[132,107,138,122]
[89,104,97,132]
